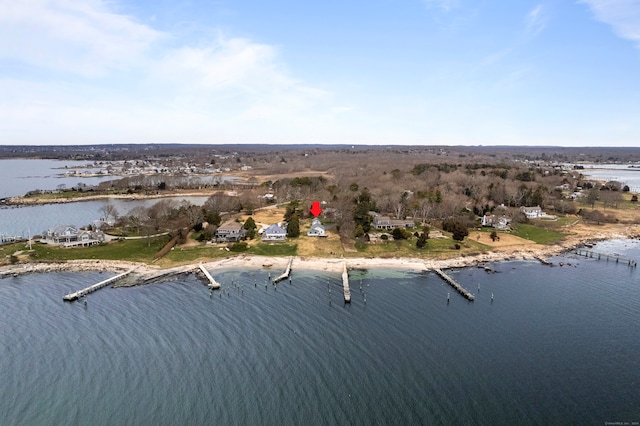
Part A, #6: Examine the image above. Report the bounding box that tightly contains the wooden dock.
[274,257,293,283]
[198,263,221,289]
[63,269,134,301]
[433,268,474,301]
[342,262,351,303]
[574,249,637,267]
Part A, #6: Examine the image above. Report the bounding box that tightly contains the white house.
[520,206,543,219]
[262,224,287,241]
[63,230,105,247]
[481,215,511,230]
[45,225,79,243]
[307,218,327,237]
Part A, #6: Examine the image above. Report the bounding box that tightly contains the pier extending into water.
[342,262,351,303]
[63,269,135,301]
[574,249,637,267]
[274,257,293,283]
[433,268,475,301]
[198,263,220,289]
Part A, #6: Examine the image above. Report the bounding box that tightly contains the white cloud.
[0,0,162,76]
[0,0,348,144]
[422,0,460,12]
[579,0,640,47]
[525,4,548,36]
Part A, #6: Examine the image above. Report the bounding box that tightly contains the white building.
[262,224,287,241]
[520,206,543,219]
[307,218,327,237]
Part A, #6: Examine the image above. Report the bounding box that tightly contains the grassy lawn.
[246,242,297,256]
[155,244,234,267]
[352,235,490,259]
[24,235,172,263]
[511,223,565,244]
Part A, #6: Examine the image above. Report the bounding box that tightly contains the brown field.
[468,231,537,250]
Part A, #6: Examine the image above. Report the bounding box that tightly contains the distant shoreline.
[2,190,220,206]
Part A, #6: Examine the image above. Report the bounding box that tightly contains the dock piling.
[198,263,220,289]
[63,269,135,301]
[274,257,293,283]
[342,262,351,303]
[433,268,474,301]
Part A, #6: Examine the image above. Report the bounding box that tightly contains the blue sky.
[1,0,639,146]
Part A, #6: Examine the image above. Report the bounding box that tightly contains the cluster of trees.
[98,192,246,240]
[77,145,639,249]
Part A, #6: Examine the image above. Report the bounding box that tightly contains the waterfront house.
[63,230,105,247]
[45,225,79,243]
[262,224,287,242]
[307,218,327,237]
[215,221,246,242]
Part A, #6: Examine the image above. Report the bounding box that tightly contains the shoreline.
[1,190,221,206]
[2,229,638,281]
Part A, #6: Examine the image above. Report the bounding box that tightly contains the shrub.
[230,242,249,252]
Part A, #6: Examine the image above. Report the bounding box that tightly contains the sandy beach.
[2,223,638,282]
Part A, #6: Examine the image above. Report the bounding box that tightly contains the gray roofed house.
[307,218,327,237]
[215,221,246,242]
[481,214,511,230]
[45,225,79,243]
[262,224,287,241]
[369,212,415,230]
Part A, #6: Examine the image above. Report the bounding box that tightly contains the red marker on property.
[310,201,323,217]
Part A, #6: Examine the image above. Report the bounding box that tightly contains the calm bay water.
[0,159,113,199]
[0,159,225,237]
[578,164,640,191]
[1,239,639,425]
[0,197,210,238]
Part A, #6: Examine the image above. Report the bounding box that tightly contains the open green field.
[352,235,490,259]
[19,235,172,263]
[511,223,565,245]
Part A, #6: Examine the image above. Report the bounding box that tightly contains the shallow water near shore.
[1,240,639,425]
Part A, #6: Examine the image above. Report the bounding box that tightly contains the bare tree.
[99,203,119,223]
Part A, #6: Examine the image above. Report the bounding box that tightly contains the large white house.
[307,218,327,237]
[262,224,287,241]
[520,206,543,219]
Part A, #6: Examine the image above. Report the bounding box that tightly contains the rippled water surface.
[1,240,639,425]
